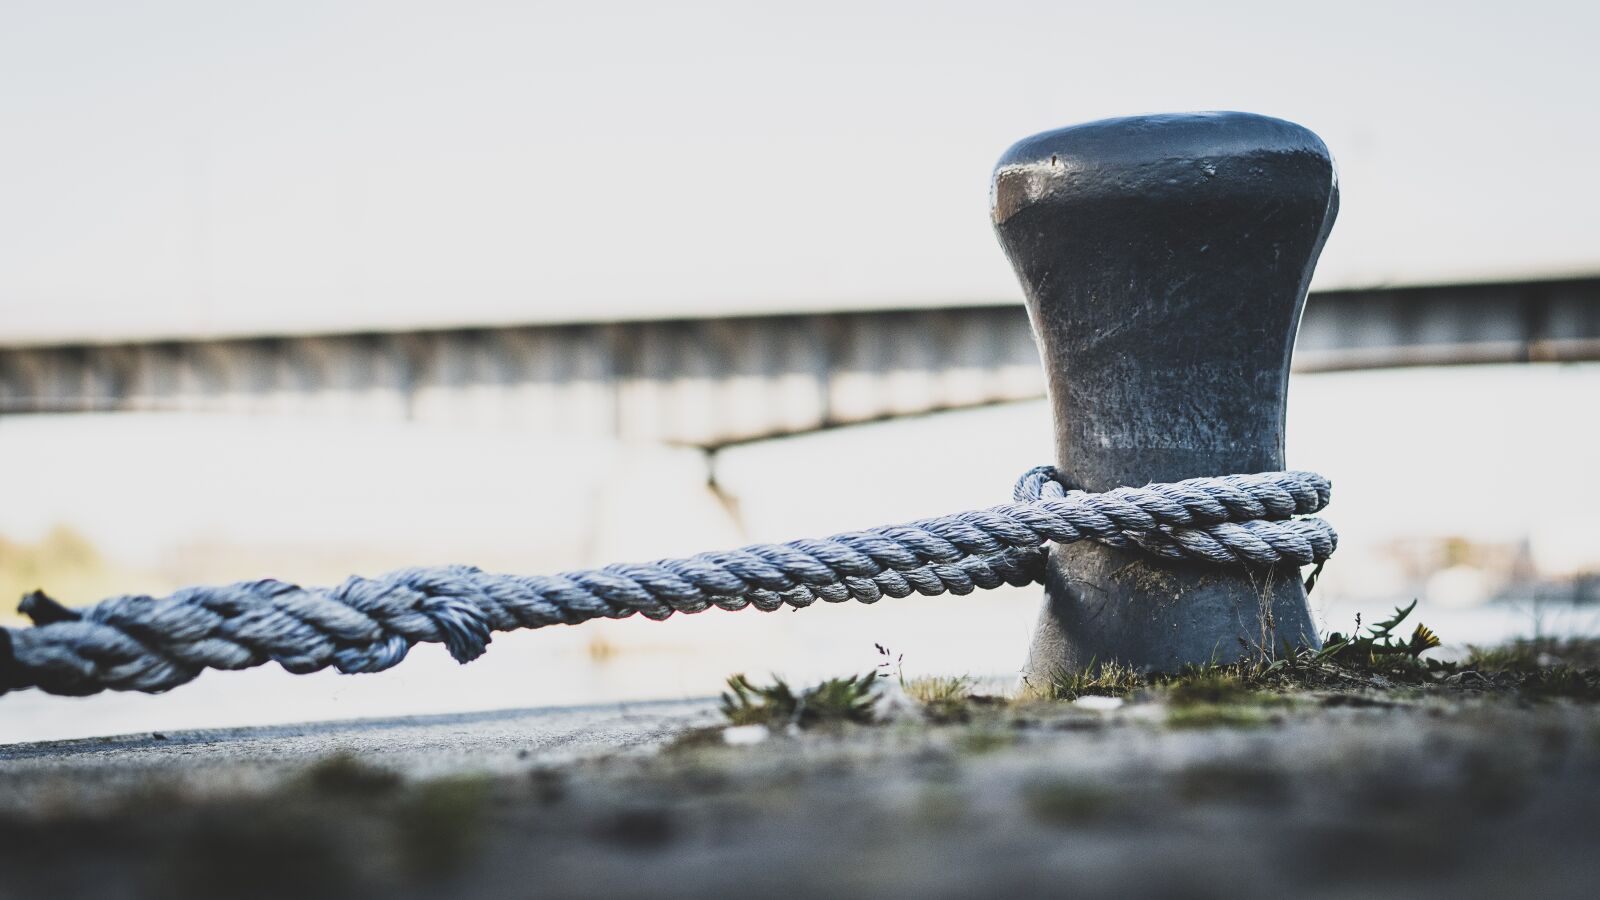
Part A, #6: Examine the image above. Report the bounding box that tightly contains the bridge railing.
[2,277,1597,448]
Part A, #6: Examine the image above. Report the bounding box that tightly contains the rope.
[0,468,1335,697]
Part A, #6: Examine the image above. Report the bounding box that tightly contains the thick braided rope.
[0,469,1335,697]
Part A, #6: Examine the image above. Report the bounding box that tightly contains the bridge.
[2,275,1595,449]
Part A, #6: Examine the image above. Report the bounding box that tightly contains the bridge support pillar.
[990,112,1338,679]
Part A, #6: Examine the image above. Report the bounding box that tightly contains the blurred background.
[3,0,1597,742]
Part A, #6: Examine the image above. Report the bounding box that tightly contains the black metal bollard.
[991,112,1338,678]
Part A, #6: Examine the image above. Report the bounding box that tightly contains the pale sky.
[3,0,1598,343]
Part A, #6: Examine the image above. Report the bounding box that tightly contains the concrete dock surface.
[3,685,1597,899]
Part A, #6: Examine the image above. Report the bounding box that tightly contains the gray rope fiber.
[0,468,1335,697]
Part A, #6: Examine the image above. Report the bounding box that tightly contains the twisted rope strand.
[0,468,1335,697]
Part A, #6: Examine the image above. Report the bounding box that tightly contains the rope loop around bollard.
[0,468,1336,698]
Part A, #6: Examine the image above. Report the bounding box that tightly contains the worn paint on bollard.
[991,112,1338,677]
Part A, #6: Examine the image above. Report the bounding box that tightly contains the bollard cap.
[992,111,1335,227]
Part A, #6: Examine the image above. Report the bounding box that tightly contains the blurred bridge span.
[3,276,1596,448]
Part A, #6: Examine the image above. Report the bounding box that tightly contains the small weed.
[1315,600,1442,674]
[1251,601,1453,689]
[720,673,878,729]
[874,642,904,681]
[662,725,730,754]
[875,646,980,721]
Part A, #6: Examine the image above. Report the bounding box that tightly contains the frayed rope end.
[19,590,81,626]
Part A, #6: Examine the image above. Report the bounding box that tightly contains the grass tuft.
[904,674,977,722]
[1466,637,1600,674]
[720,672,878,728]
[1027,660,1144,702]
[903,674,974,705]
[1517,666,1600,701]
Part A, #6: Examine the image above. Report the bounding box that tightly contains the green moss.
[1162,668,1250,707]
[1025,779,1113,825]
[300,752,401,798]
[1166,704,1273,730]
[528,768,568,805]
[1458,748,1533,815]
[915,785,967,830]
[1175,761,1290,806]
[596,807,677,850]
[393,774,494,878]
[162,804,355,900]
[956,728,1015,755]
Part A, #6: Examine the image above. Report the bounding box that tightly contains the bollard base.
[1022,542,1322,685]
